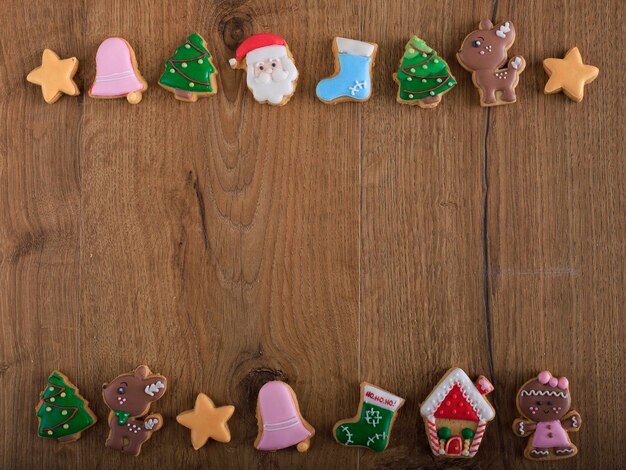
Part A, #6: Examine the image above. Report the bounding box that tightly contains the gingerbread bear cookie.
[229,34,299,106]
[89,37,148,104]
[420,368,495,458]
[102,365,167,456]
[27,49,80,104]
[35,371,97,443]
[513,371,581,460]
[254,381,314,452]
[457,19,526,106]
[177,393,235,450]
[333,382,405,452]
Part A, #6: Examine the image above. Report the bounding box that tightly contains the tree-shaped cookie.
[35,371,97,443]
[159,33,218,102]
[394,37,456,108]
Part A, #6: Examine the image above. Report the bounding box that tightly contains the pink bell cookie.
[513,371,581,461]
[89,37,147,104]
[254,381,314,452]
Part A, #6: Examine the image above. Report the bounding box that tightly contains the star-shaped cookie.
[176,393,235,450]
[27,49,80,104]
[543,47,599,102]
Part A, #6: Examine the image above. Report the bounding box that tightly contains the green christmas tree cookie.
[333,382,405,452]
[159,33,218,102]
[35,371,97,443]
[393,36,457,108]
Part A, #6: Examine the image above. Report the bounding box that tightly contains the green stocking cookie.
[333,382,404,452]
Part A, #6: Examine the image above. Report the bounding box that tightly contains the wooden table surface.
[1,0,624,468]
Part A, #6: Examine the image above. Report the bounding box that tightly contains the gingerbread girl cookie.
[457,19,526,106]
[513,371,581,460]
[102,365,167,456]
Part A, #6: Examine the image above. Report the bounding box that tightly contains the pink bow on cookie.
[537,371,569,389]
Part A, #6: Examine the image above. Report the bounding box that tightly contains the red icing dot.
[452,393,458,399]
[445,400,451,406]
[452,409,457,415]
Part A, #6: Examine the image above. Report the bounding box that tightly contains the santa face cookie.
[457,20,526,107]
[254,381,314,452]
[316,37,378,104]
[102,365,167,456]
[513,371,581,460]
[159,33,218,102]
[89,37,148,104]
[229,34,298,106]
[420,368,495,458]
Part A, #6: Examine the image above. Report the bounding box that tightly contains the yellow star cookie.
[543,47,599,102]
[176,393,235,450]
[27,49,80,104]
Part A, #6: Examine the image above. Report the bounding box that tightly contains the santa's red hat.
[229,33,288,68]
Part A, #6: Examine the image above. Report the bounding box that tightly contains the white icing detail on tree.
[144,381,165,397]
[349,81,367,96]
[520,389,568,399]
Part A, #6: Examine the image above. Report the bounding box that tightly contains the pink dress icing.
[532,420,570,448]
[256,381,311,451]
[90,38,144,97]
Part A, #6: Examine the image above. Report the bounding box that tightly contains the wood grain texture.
[0,0,624,468]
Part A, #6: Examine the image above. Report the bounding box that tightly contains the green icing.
[438,426,452,439]
[335,402,396,452]
[396,36,456,101]
[462,427,475,439]
[159,33,215,93]
[36,372,95,438]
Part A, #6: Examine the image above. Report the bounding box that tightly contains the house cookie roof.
[420,368,495,422]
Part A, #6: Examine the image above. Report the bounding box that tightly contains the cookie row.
[27,20,600,107]
[37,366,581,461]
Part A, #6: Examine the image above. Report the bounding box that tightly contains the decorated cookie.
[513,371,581,460]
[176,393,235,450]
[89,37,147,104]
[316,37,378,104]
[333,382,404,452]
[457,20,526,106]
[254,381,314,452]
[35,371,97,443]
[420,368,495,458]
[27,49,80,104]
[393,37,457,108]
[543,47,599,102]
[229,34,298,106]
[159,33,218,102]
[102,365,167,456]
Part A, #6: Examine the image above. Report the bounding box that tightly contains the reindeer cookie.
[513,371,581,461]
[457,19,526,106]
[102,365,167,456]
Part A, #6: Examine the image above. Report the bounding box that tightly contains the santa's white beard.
[247,57,298,104]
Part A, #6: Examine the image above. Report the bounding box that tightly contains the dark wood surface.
[1,0,624,468]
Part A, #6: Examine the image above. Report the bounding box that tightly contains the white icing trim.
[363,384,403,411]
[144,380,165,397]
[419,368,495,421]
[335,37,375,57]
[520,389,568,399]
[245,45,288,65]
[263,421,299,432]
